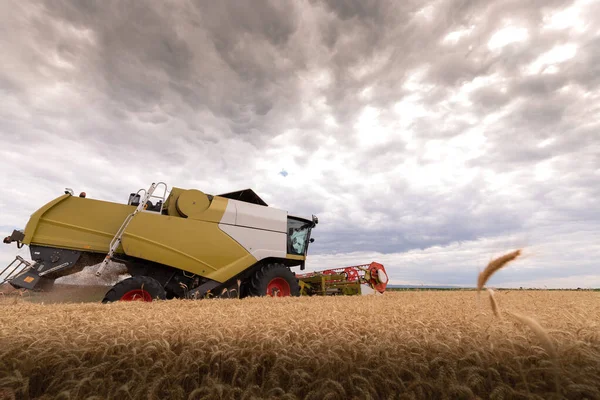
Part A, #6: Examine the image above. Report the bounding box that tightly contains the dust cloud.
[56,262,131,286]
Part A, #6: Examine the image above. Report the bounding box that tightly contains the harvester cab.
[2,182,388,302]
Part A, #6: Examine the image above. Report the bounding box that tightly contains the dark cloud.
[1,0,599,287]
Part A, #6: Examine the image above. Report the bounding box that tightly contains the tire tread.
[247,263,300,297]
[101,276,166,303]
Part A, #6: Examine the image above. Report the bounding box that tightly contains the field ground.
[0,284,110,304]
[1,289,599,400]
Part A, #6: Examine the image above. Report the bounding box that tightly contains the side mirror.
[310,238,315,243]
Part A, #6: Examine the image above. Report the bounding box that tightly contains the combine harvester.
[2,182,388,302]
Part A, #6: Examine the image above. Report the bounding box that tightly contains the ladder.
[95,182,168,277]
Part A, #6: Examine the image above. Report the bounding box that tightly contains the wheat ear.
[477,249,521,293]
[509,312,557,359]
[509,312,560,393]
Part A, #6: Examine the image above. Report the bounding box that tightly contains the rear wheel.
[102,276,166,303]
[247,263,300,297]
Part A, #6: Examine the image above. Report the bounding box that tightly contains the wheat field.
[0,290,599,400]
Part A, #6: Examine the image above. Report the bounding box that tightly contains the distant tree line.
[386,287,599,292]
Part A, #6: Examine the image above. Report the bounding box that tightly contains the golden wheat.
[487,288,501,318]
[508,312,558,359]
[477,249,522,293]
[0,290,598,399]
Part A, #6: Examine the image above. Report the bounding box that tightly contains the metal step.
[0,256,34,285]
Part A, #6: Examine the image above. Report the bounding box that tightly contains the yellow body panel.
[189,195,229,223]
[122,213,256,282]
[24,196,133,252]
[21,193,262,283]
[23,194,71,244]
[163,187,185,217]
[286,254,306,261]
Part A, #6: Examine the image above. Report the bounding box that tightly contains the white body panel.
[217,198,288,261]
[229,199,287,233]
[220,198,237,225]
[360,283,375,295]
[218,224,287,261]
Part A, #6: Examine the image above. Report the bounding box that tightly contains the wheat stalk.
[477,249,522,293]
[487,289,501,318]
[508,312,557,359]
[508,312,561,393]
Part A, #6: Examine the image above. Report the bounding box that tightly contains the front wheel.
[247,263,300,297]
[102,276,166,303]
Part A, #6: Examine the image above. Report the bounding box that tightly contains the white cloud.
[488,26,529,50]
[416,4,435,21]
[324,115,338,127]
[359,86,373,100]
[355,106,390,146]
[394,95,432,125]
[351,49,392,80]
[525,43,578,75]
[537,137,556,148]
[542,0,595,33]
[534,159,554,181]
[442,25,475,45]
[402,67,433,92]
[488,25,529,50]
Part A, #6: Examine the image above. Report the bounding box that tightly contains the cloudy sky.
[1,0,599,288]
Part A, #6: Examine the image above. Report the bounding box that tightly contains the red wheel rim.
[266,278,291,297]
[344,267,359,281]
[120,289,152,302]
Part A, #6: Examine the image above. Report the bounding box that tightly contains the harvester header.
[297,262,389,296]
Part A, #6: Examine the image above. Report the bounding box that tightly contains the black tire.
[247,263,300,297]
[101,276,167,303]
